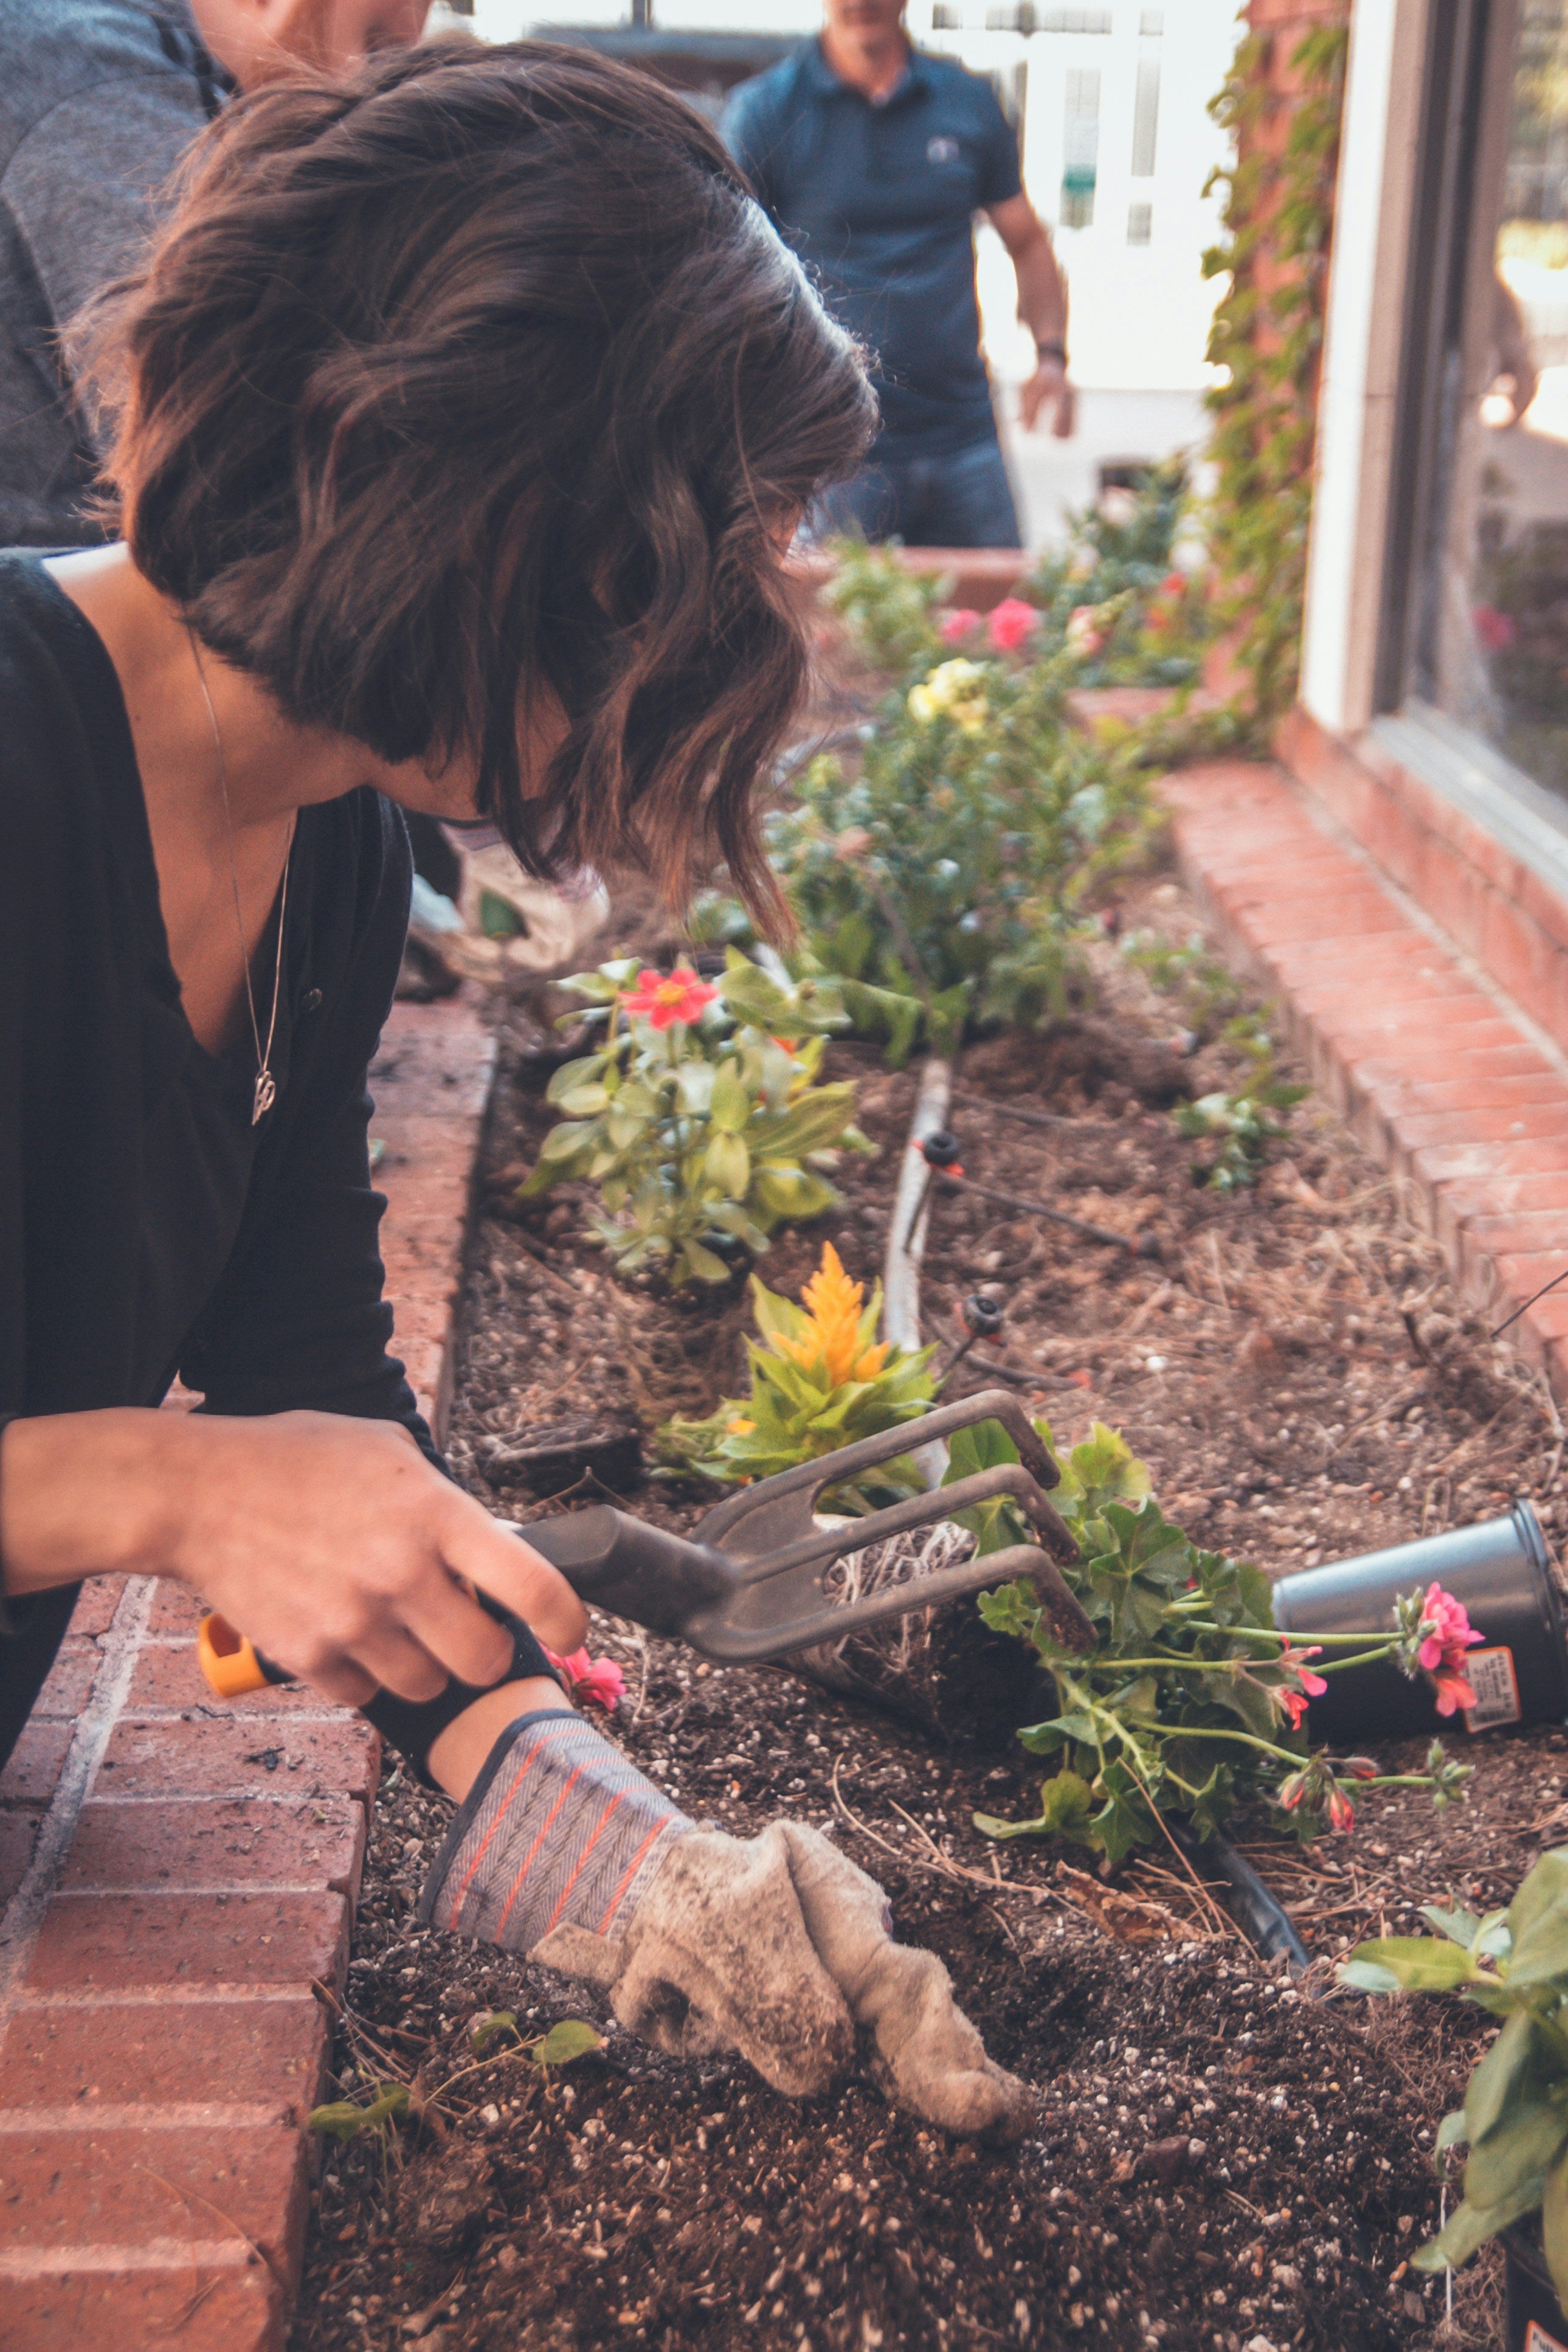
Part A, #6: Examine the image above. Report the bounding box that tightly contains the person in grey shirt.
[0,0,427,547]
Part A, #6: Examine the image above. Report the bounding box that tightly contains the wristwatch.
[1037,338,1068,364]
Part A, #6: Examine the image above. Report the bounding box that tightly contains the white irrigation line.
[883,1056,953,1489]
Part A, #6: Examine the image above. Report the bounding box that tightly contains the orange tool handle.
[196,1613,290,1698]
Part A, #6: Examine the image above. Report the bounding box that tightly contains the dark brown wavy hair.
[80,43,876,925]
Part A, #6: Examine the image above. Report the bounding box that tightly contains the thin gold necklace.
[185,627,294,1126]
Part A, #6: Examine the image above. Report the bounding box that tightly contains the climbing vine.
[1201,15,1349,722]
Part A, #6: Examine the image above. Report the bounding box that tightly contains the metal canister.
[1271,1504,1568,1742]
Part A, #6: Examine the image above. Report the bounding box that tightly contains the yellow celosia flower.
[908,658,988,734]
[775,1242,889,1388]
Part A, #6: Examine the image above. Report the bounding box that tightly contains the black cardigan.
[0,553,434,1755]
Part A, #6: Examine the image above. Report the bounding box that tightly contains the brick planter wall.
[0,994,497,2351]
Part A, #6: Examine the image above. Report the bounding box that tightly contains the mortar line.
[0,1576,154,2022]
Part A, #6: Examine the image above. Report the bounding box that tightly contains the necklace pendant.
[252,1068,277,1126]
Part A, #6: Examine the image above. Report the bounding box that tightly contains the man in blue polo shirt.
[723,0,1072,549]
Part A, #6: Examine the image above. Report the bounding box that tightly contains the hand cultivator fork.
[197,1388,1094,1695]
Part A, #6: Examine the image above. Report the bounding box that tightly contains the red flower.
[545,1647,627,1711]
[1432,1668,1479,1718]
[940,607,983,645]
[1473,604,1517,654]
[1279,1644,1327,1698]
[1325,1784,1356,1834]
[1277,1689,1310,1729]
[1159,571,1186,598]
[987,597,1040,653]
[620,967,718,1031]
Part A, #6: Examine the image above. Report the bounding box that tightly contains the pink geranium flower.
[1277,1689,1310,1730]
[939,607,983,645]
[1325,1784,1356,1834]
[620,967,718,1031]
[1416,1583,1483,1675]
[986,597,1040,653]
[545,1647,627,1711]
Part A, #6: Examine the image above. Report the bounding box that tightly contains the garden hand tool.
[195,1386,1093,1692]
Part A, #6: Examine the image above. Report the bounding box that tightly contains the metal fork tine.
[694,1387,1059,1556]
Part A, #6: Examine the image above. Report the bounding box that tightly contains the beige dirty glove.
[533,1819,1030,2142]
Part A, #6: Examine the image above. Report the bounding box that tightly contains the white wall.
[909,0,1237,392]
[494,2,1236,399]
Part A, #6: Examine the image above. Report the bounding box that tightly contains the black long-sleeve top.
[0,551,434,1758]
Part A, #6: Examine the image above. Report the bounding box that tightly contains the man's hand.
[0,1406,587,1706]
[1020,356,1075,438]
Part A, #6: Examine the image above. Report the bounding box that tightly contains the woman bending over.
[0,43,1024,2138]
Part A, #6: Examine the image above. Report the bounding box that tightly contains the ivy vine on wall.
[1201,13,1350,723]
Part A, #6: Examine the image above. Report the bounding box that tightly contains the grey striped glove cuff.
[418,1709,690,1954]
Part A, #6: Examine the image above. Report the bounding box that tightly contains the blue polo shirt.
[722,41,1021,460]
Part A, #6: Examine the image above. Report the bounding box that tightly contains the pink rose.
[987,597,1039,653]
[939,608,983,645]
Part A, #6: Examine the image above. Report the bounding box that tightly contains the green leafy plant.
[1173,1020,1308,1189]
[768,654,1156,1062]
[1020,461,1211,691]
[1202,17,1349,721]
[1339,1849,1568,2300]
[518,953,868,1285]
[820,536,947,676]
[468,2013,603,2067]
[309,2081,414,2145]
[948,1417,1470,1864]
[308,2018,603,2145]
[659,1240,936,1508]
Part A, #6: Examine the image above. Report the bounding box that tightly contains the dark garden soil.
[289,867,1568,2352]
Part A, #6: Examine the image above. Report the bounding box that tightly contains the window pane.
[1428,0,1568,792]
[1131,54,1160,175]
[1062,66,1100,228]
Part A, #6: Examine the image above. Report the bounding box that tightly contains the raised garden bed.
[289,859,1568,2352]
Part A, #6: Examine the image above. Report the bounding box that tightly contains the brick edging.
[0,992,497,2350]
[1162,760,1568,1393]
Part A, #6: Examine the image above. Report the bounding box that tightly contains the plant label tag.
[1525,2322,1568,2351]
[1462,1646,1522,1733]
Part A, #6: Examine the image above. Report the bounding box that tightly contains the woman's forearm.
[0,1408,188,1593]
[0,1406,586,1706]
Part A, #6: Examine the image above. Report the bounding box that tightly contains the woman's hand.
[0,1406,586,1706]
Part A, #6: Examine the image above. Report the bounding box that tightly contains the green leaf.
[1335,1958,1401,1995]
[553,1082,610,1116]
[705,1131,751,1199]
[1421,1904,1480,1949]
[1462,2098,1568,2215]
[1339,1937,1480,1992]
[1412,2177,1544,2273]
[1466,2011,1546,2147]
[1091,1783,1156,1867]
[309,2083,411,2141]
[530,2019,603,2068]
[1502,1849,1568,1987]
[1544,2150,1568,2314]
[679,1240,732,1285]
[470,2010,520,2056]
[710,1061,753,1133]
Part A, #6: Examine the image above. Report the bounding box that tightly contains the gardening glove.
[420,1710,1028,2138]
